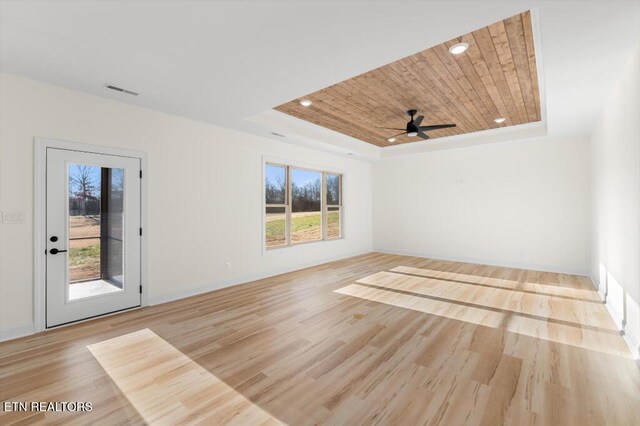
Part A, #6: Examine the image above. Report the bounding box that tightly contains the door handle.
[49,248,68,255]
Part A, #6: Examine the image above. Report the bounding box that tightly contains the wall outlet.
[2,211,26,224]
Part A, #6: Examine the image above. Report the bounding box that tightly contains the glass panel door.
[46,148,141,327]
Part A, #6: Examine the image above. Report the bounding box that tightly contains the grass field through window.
[70,244,100,267]
[68,215,101,282]
[266,211,340,247]
[69,242,100,281]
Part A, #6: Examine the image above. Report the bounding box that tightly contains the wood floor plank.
[0,252,638,425]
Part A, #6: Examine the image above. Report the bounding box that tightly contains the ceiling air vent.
[270,132,285,137]
[104,84,139,96]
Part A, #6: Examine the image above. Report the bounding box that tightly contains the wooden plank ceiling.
[274,11,541,147]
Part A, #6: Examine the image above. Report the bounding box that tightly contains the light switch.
[2,211,26,224]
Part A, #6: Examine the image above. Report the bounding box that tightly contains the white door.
[46,148,141,327]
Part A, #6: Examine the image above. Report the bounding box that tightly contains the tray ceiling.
[274,10,541,147]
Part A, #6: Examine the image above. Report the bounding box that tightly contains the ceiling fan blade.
[387,131,406,139]
[377,127,406,131]
[419,124,457,131]
[417,131,430,140]
[413,115,424,127]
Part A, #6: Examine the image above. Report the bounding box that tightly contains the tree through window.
[265,163,342,248]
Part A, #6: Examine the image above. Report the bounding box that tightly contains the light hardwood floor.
[1,253,639,425]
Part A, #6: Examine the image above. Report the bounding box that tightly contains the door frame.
[34,138,149,332]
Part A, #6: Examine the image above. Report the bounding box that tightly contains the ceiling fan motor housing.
[406,121,419,134]
[407,109,419,134]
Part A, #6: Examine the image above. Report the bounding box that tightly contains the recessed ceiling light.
[387,137,396,143]
[448,42,469,55]
[299,99,312,107]
[494,117,506,123]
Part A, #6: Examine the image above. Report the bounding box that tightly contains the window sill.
[265,236,344,251]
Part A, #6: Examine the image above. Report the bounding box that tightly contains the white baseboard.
[588,275,640,360]
[605,296,626,330]
[0,251,372,343]
[606,302,639,360]
[595,278,606,300]
[0,322,34,342]
[148,250,372,306]
[623,328,640,362]
[373,248,590,276]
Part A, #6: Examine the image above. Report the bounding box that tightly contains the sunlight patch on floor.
[336,283,506,328]
[391,266,599,299]
[87,328,282,424]
[335,269,632,358]
[360,271,616,330]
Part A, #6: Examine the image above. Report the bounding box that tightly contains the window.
[265,163,342,248]
[326,173,341,239]
[265,164,287,248]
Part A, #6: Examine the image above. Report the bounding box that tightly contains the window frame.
[264,161,343,250]
[324,172,342,240]
[264,162,290,248]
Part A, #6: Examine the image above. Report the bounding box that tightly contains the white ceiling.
[1,0,639,159]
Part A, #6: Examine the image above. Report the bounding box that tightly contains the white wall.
[372,136,591,274]
[0,73,373,338]
[590,44,640,359]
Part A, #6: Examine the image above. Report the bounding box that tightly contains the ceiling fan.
[382,109,456,140]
